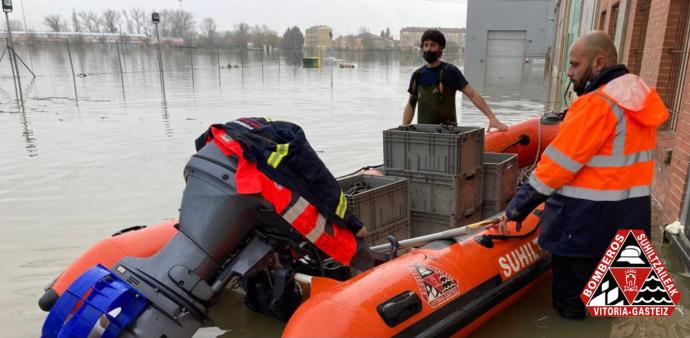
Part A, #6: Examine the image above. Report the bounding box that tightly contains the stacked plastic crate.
[481,153,519,218]
[383,125,484,236]
[337,175,411,245]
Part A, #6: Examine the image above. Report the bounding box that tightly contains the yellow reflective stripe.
[335,191,347,218]
[267,143,289,168]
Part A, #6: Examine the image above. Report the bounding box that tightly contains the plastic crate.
[386,168,483,227]
[364,218,411,246]
[481,196,513,219]
[483,152,518,202]
[410,206,482,236]
[383,124,484,175]
[337,174,409,231]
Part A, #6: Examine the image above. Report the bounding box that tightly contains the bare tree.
[44,14,66,32]
[72,9,81,32]
[158,9,195,42]
[127,9,150,35]
[102,9,121,33]
[78,11,101,33]
[199,17,218,45]
[234,22,250,48]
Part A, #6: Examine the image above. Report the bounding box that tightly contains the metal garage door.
[485,30,526,86]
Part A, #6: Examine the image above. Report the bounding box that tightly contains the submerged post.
[216,46,221,88]
[4,2,23,104]
[190,48,194,89]
[152,12,166,99]
[65,39,78,104]
[116,40,125,99]
[261,46,264,83]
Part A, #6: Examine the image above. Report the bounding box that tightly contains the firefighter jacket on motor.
[195,118,362,266]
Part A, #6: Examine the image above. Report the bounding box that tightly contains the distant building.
[465,0,555,89]
[334,33,395,50]
[399,27,465,51]
[305,25,333,54]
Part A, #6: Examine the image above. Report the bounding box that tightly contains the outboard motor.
[42,141,311,337]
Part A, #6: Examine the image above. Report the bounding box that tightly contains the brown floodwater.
[1,44,686,337]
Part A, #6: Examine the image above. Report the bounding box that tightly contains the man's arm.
[461,84,508,131]
[402,95,416,126]
[503,96,616,222]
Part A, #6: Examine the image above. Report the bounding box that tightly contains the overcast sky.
[9,0,467,38]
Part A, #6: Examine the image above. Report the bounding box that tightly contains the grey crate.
[337,174,409,231]
[386,168,483,227]
[483,152,518,202]
[481,196,513,219]
[410,207,482,236]
[383,124,484,175]
[364,218,411,246]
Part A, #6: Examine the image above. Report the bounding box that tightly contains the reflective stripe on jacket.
[506,73,669,257]
[208,127,359,266]
[530,74,667,200]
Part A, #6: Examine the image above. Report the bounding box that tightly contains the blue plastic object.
[42,264,149,338]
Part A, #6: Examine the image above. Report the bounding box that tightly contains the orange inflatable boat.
[39,116,560,336]
[284,209,548,337]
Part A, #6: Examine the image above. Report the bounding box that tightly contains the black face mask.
[423,51,440,63]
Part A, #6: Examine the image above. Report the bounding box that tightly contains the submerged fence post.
[153,18,166,99]
[216,46,221,88]
[190,48,195,89]
[116,40,125,99]
[261,47,264,83]
[65,39,78,105]
[5,11,23,104]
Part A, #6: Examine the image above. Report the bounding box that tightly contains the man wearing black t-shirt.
[402,29,508,130]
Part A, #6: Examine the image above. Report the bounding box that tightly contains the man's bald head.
[579,31,618,65]
[567,31,619,95]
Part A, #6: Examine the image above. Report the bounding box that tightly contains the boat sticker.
[498,237,544,279]
[409,263,459,308]
[581,230,681,317]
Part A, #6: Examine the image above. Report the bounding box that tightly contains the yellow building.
[305,25,333,55]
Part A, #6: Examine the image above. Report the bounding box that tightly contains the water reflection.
[18,102,38,157]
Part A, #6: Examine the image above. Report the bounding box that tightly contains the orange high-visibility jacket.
[531,73,668,200]
[506,73,669,257]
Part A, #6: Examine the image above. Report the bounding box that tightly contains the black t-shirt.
[407,62,469,95]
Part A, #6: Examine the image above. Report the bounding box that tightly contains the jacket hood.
[600,73,670,127]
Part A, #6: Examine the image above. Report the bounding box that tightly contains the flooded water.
[0,43,685,337]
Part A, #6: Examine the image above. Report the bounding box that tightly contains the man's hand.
[356,227,367,238]
[487,213,522,233]
[488,118,509,132]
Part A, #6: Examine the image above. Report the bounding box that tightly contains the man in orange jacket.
[499,31,669,319]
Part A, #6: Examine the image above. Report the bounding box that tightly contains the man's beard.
[572,64,594,96]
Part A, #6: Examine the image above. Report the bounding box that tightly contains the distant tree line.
[38,9,303,49]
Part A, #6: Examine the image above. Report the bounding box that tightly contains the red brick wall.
[624,0,652,74]
[655,0,687,104]
[658,51,690,225]
[639,0,672,87]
